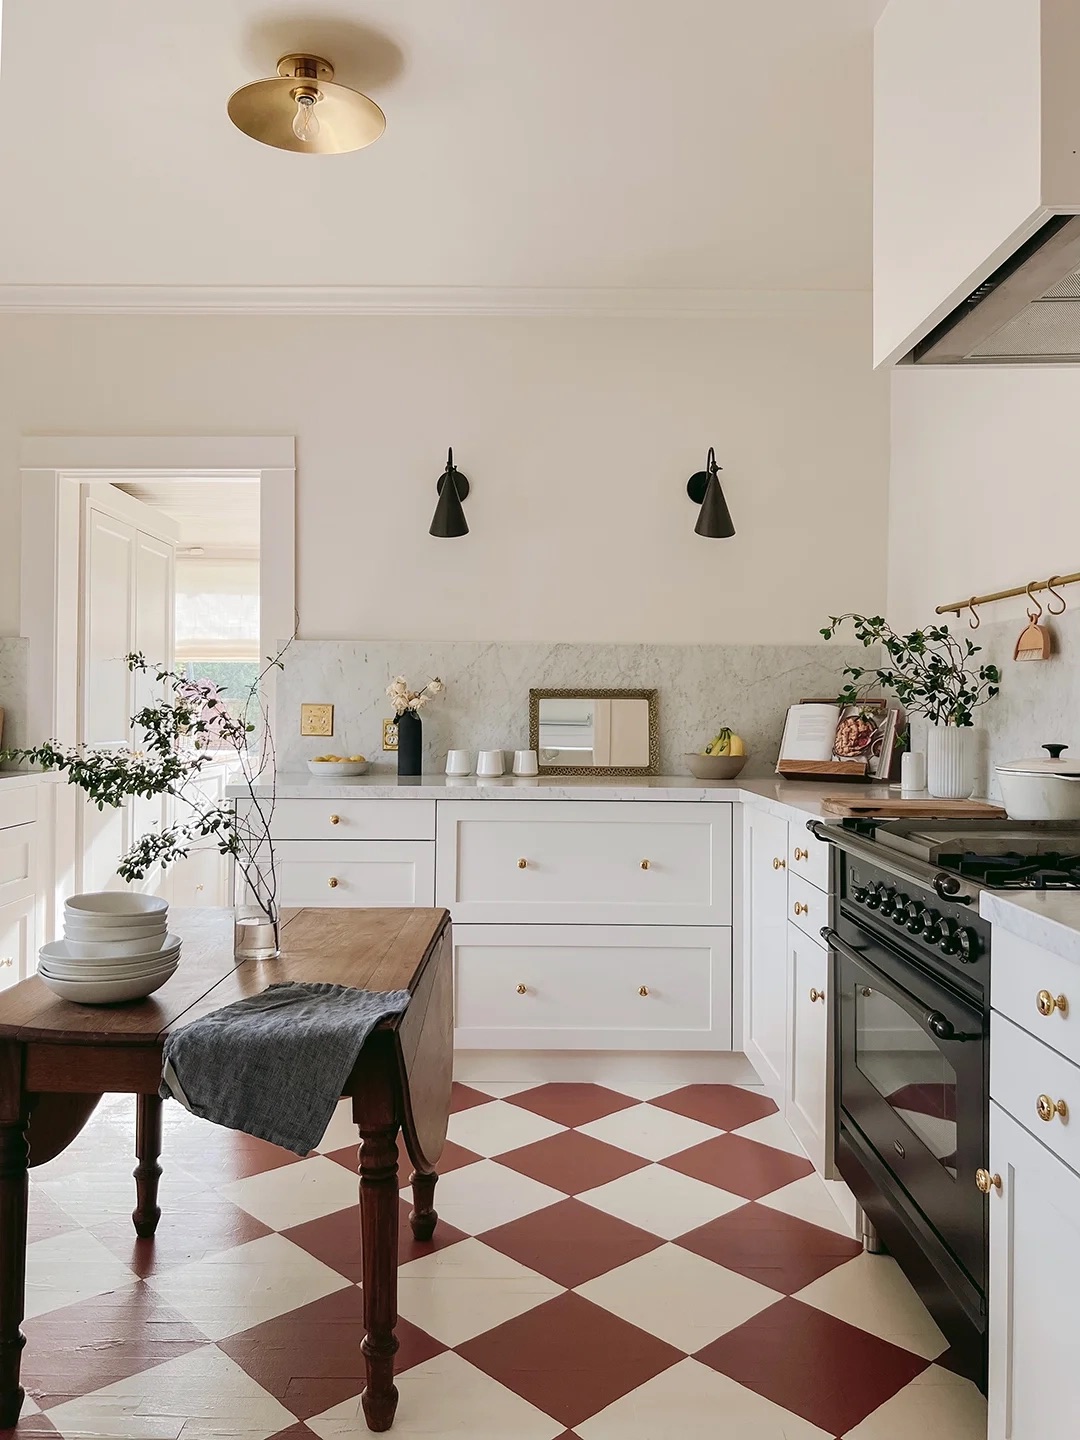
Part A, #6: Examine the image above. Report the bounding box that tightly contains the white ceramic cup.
[476,749,505,777]
[900,750,927,793]
[445,749,474,776]
[513,749,539,777]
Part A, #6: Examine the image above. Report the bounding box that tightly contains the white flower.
[427,677,445,695]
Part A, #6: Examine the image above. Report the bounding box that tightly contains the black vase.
[396,709,423,777]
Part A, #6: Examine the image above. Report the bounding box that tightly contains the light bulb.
[292,94,321,143]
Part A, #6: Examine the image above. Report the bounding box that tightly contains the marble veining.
[0,637,28,761]
[272,638,869,778]
[981,890,1080,967]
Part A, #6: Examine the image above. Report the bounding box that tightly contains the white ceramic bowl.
[684,752,748,780]
[41,936,180,969]
[306,760,371,777]
[63,931,172,960]
[64,911,166,933]
[65,892,168,921]
[40,955,179,982]
[38,964,178,1005]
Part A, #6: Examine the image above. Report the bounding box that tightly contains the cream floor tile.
[219,1154,360,1229]
[314,1098,359,1153]
[577,1357,833,1439]
[578,1164,745,1240]
[756,1173,855,1236]
[577,1103,719,1160]
[45,1344,295,1439]
[843,1365,987,1438]
[446,1100,564,1156]
[412,1159,564,1235]
[36,1161,206,1230]
[464,1081,541,1098]
[731,1111,810,1157]
[144,1232,349,1341]
[577,1243,779,1351]
[602,1080,693,1101]
[306,1352,565,1439]
[25,1230,139,1321]
[796,1252,948,1359]
[397,1238,562,1345]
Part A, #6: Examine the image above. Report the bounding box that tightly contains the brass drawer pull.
[1037,989,1069,1017]
[793,902,809,917]
[329,814,341,825]
[640,859,650,870]
[975,1168,1002,1195]
[794,847,809,861]
[809,987,825,1003]
[517,858,528,869]
[638,985,649,997]
[773,857,786,870]
[1036,1093,1069,1123]
[516,983,528,995]
[328,876,339,889]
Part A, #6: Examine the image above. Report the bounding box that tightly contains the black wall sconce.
[686,446,735,538]
[429,447,470,537]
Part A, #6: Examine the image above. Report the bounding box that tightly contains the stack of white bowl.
[38,893,181,1004]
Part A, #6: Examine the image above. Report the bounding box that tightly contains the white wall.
[0,305,888,646]
[888,366,1080,629]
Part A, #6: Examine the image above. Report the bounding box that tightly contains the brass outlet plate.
[382,718,399,752]
[301,703,334,737]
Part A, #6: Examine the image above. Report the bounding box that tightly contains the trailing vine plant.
[821,614,1001,727]
[0,627,296,928]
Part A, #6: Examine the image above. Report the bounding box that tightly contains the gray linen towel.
[159,982,411,1155]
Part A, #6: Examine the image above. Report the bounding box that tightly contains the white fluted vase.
[927,724,973,799]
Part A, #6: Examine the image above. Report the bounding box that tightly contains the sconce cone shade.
[429,449,470,537]
[688,447,736,538]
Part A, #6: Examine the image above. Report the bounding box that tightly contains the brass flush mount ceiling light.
[228,54,385,154]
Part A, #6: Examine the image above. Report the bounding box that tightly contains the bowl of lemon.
[307,754,371,777]
[685,729,747,780]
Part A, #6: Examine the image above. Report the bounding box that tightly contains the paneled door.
[744,806,790,1093]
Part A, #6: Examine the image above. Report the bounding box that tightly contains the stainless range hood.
[911,215,1080,364]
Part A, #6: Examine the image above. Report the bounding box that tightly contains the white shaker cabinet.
[786,925,829,1172]
[743,807,789,1092]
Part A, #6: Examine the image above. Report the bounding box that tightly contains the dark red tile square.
[496,1130,647,1194]
[676,1201,862,1293]
[696,1296,929,1434]
[450,1082,492,1113]
[480,1197,663,1290]
[220,1284,444,1419]
[91,1191,272,1277]
[325,1137,481,1177]
[505,1084,638,1127]
[458,1291,681,1428]
[0,1415,58,1436]
[284,1199,467,1282]
[651,1084,778,1130]
[662,1132,813,1199]
[266,1426,319,1440]
[21,1282,208,1410]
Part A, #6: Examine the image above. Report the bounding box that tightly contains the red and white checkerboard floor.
[10,1081,987,1439]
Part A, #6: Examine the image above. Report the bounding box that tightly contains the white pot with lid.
[996,744,1080,820]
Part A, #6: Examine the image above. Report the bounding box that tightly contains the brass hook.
[967,597,980,630]
[1026,580,1043,622]
[1046,576,1067,616]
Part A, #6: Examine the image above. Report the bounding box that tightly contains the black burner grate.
[940,850,1080,889]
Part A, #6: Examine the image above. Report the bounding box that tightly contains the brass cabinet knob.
[794,847,809,862]
[329,814,341,825]
[773,857,786,870]
[793,902,809,917]
[328,876,339,889]
[640,859,650,870]
[516,983,528,994]
[975,1168,1002,1195]
[809,987,825,1003]
[638,985,649,997]
[1037,989,1069,1017]
[517,858,528,869]
[1036,1093,1069,1123]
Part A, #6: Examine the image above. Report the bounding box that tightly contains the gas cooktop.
[849,818,1080,891]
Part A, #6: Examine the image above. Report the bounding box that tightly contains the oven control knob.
[852,883,870,904]
[879,887,898,916]
[919,908,941,938]
[905,901,927,934]
[956,927,979,964]
[936,918,960,955]
[865,884,883,910]
[891,893,911,924]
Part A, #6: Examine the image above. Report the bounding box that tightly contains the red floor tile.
[480,1197,663,1288]
[91,1190,272,1277]
[651,1083,778,1130]
[696,1296,929,1434]
[0,1415,58,1436]
[266,1424,321,1439]
[676,1201,862,1293]
[496,1129,647,1194]
[21,1282,208,1410]
[458,1291,682,1428]
[662,1132,814,1199]
[283,1199,468,1282]
[504,1083,638,1127]
[220,1284,445,1419]
[450,1082,492,1113]
[25,1191,81,1246]
[326,1137,481,1178]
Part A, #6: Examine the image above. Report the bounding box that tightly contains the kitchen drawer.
[788,823,831,893]
[789,872,828,946]
[0,894,35,992]
[991,1011,1080,1178]
[0,824,37,909]
[0,786,38,833]
[992,928,1080,1070]
[243,798,435,843]
[276,841,435,909]
[436,801,732,925]
[453,923,732,1050]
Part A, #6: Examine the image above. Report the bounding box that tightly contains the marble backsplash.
[273,638,869,777]
[0,637,28,760]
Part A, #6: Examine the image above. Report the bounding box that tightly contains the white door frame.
[19,435,296,745]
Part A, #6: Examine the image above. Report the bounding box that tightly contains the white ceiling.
[115,479,261,554]
[0,1,884,295]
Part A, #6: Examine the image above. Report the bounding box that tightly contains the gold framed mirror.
[528,688,659,776]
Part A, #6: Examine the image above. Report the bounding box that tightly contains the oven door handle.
[821,927,984,1042]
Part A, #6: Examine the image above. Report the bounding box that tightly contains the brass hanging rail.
[936,570,1080,617]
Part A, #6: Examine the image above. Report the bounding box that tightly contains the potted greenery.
[821,614,1001,798]
[1,641,291,958]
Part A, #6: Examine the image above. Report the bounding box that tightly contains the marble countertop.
[981,890,1080,966]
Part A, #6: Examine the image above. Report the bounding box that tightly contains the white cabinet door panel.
[744,807,789,1092]
[992,928,1080,1071]
[0,894,35,991]
[786,925,828,1171]
[276,841,435,909]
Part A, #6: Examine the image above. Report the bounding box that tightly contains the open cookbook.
[776,700,903,780]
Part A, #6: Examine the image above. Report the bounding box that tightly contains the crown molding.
[0,283,868,318]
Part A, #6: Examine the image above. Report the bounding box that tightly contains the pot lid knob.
[1043,744,1069,759]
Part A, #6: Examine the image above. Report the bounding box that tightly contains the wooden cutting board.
[821,795,1006,819]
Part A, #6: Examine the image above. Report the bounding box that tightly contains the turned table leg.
[0,1045,28,1427]
[409,1170,439,1242]
[133,1092,163,1238]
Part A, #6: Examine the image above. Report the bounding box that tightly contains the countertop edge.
[981,891,1080,966]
